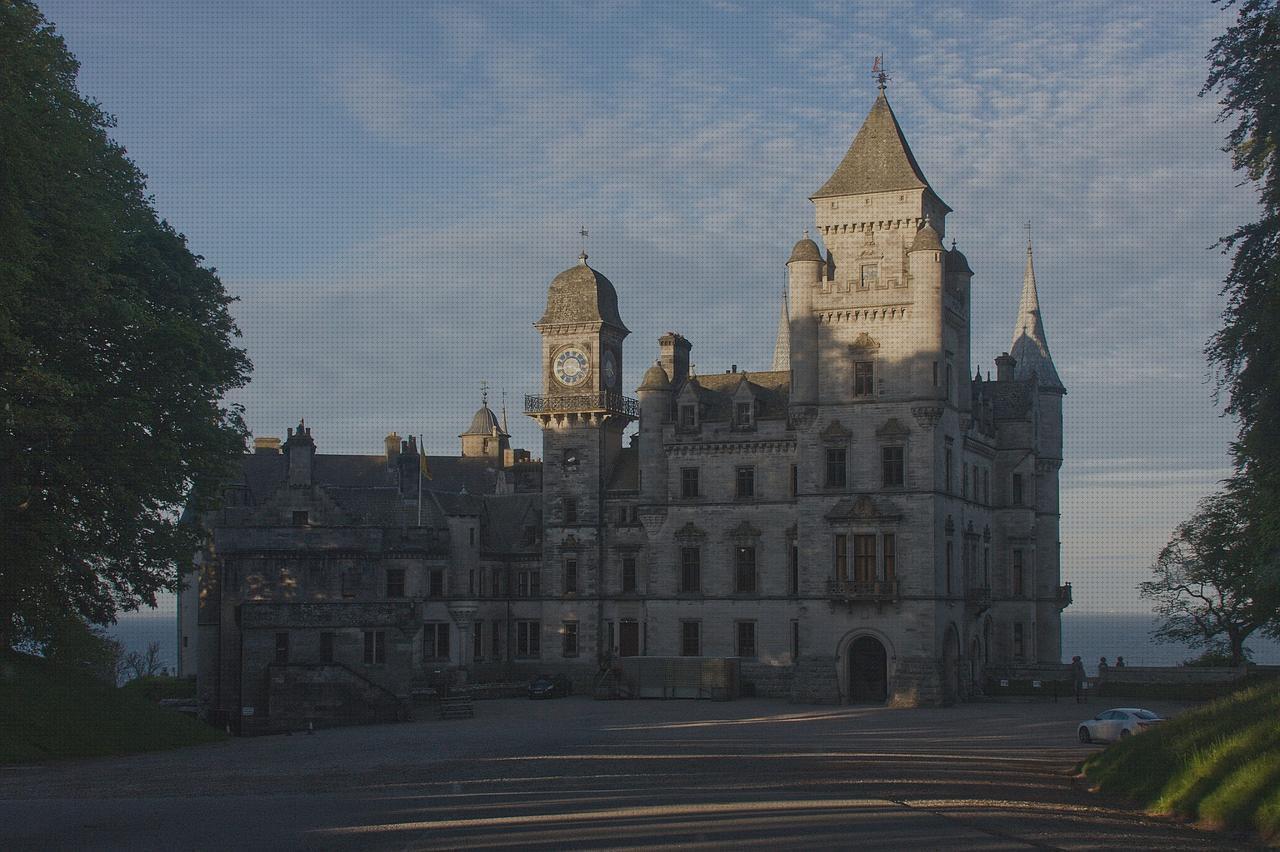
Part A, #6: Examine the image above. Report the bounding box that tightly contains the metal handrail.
[826,578,899,601]
[524,392,639,418]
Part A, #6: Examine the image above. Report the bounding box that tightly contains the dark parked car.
[528,673,572,699]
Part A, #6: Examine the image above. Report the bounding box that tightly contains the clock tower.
[526,252,635,663]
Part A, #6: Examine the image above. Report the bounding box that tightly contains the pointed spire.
[1010,230,1064,391]
[771,289,791,372]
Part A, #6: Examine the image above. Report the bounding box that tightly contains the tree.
[1141,489,1279,666]
[1203,1,1280,531]
[120,641,164,683]
[0,2,250,646]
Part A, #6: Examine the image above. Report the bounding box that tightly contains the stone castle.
[185,87,1069,731]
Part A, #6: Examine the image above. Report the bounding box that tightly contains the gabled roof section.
[813,91,940,203]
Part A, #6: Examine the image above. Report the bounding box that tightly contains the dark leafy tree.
[1204,1,1280,529]
[0,1,250,646]
[1141,489,1279,666]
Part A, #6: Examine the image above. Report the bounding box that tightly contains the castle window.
[491,620,501,659]
[516,621,540,658]
[468,569,475,595]
[791,619,800,661]
[859,263,878,289]
[681,467,700,499]
[790,464,798,497]
[854,362,874,397]
[1012,549,1025,597]
[274,632,289,664]
[834,534,848,581]
[563,558,578,595]
[680,547,701,593]
[735,546,757,593]
[563,498,578,524]
[681,621,701,657]
[825,448,847,488]
[1013,623,1025,659]
[562,621,579,657]
[679,404,697,429]
[946,541,954,595]
[945,446,954,493]
[853,535,876,583]
[735,401,753,427]
[469,527,476,547]
[1012,474,1025,506]
[474,620,483,661]
[883,534,897,581]
[363,630,386,665]
[735,466,755,499]
[385,568,405,598]
[517,569,540,597]
[292,510,309,526]
[736,621,757,658]
[788,545,799,596]
[423,623,450,661]
[983,469,990,504]
[621,556,637,593]
[882,446,904,487]
[428,569,444,598]
[319,632,334,663]
[962,464,969,498]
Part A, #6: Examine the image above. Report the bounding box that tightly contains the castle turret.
[787,235,822,405]
[908,222,946,398]
[1010,237,1064,393]
[636,360,672,500]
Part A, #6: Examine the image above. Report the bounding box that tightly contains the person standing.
[1071,656,1087,703]
[1115,656,1126,668]
[1099,657,1109,673]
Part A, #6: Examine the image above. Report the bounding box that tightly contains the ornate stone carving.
[637,505,668,539]
[789,405,818,431]
[911,405,944,429]
[875,417,910,439]
[674,521,705,543]
[728,520,762,542]
[850,332,881,351]
[820,419,852,444]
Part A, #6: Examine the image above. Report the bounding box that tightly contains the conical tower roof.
[813,90,947,207]
[771,291,790,371]
[1009,238,1064,391]
[461,402,509,437]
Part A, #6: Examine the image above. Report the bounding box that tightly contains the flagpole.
[417,435,423,528]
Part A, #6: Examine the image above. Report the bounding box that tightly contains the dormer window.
[679,404,697,429]
[735,401,753,427]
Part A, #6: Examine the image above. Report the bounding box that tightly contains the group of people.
[1070,655,1127,702]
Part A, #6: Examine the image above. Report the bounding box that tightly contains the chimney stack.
[995,352,1017,383]
[658,332,691,387]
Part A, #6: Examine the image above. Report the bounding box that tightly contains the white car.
[1078,707,1163,743]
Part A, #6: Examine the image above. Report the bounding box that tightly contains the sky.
[39,0,1262,627]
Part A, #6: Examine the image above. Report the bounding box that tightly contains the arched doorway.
[942,624,961,704]
[848,636,888,703]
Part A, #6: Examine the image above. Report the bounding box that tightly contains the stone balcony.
[524,392,638,424]
[826,578,899,603]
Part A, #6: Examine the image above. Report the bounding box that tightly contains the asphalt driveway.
[0,697,1257,850]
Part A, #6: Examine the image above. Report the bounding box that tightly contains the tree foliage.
[1204,1,1280,527]
[1141,489,1279,666]
[0,1,250,644]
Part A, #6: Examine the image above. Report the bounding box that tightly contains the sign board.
[999,679,1009,687]
[241,706,255,716]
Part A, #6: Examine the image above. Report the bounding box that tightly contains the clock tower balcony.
[524,391,639,426]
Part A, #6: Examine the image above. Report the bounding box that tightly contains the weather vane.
[872,55,890,90]
[579,226,589,257]
[1024,220,1033,252]
[480,379,489,407]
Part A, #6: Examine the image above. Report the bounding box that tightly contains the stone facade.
[192,87,1069,730]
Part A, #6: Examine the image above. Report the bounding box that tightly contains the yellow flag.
[418,438,432,480]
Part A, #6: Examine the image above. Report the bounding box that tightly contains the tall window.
[945,447,954,493]
[1012,549,1024,597]
[791,619,800,661]
[853,534,876,583]
[680,547,701,592]
[363,630,386,665]
[854,361,874,396]
[825,448,847,488]
[788,545,799,596]
[735,401,753,427]
[385,568,405,598]
[736,621,757,657]
[681,621,701,657]
[882,446,904,487]
[563,498,578,524]
[735,466,755,499]
[983,546,990,587]
[428,569,444,598]
[319,631,334,664]
[1012,474,1024,506]
[274,632,289,664]
[681,467,699,498]
[562,621,579,657]
[883,533,896,581]
[834,534,848,580]
[962,464,969,498]
[516,621,540,658]
[945,541,954,594]
[790,464,798,497]
[517,569,541,597]
[1013,623,1025,658]
[491,620,501,660]
[679,404,697,428]
[621,556,637,593]
[983,469,990,504]
[563,558,578,594]
[735,546,757,593]
[473,621,483,661]
[423,623,450,660]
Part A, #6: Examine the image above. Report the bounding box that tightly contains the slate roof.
[1010,243,1064,391]
[682,370,791,420]
[537,255,629,332]
[813,91,941,201]
[461,403,508,437]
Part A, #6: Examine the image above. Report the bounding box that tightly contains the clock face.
[602,351,618,388]
[553,347,590,387]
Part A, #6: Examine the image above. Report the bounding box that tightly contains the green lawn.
[1082,679,1280,843]
[0,651,225,763]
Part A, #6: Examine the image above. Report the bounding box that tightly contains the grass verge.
[0,650,225,763]
[1082,680,1280,843]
